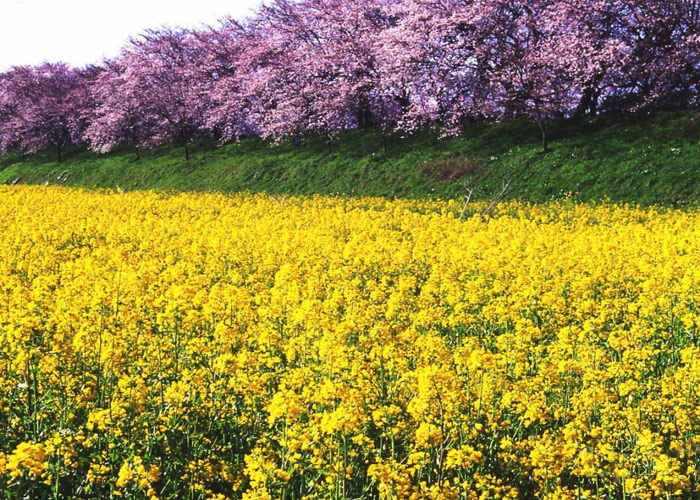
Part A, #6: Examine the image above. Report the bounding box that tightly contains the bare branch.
[480,177,511,221]
[459,186,474,221]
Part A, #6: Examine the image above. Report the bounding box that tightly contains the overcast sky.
[0,0,265,71]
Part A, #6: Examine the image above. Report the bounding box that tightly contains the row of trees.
[1,0,699,161]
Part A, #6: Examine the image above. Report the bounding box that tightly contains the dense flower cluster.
[1,0,699,159]
[0,185,699,499]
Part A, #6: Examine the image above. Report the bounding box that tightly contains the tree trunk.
[576,86,600,117]
[537,118,549,153]
[357,100,374,129]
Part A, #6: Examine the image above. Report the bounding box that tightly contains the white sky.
[0,0,265,71]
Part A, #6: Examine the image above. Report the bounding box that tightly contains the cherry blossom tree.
[0,63,89,161]
[235,0,351,144]
[194,19,260,143]
[3,0,700,162]
[619,0,700,109]
[320,0,409,148]
[466,0,584,150]
[557,0,700,113]
[225,0,403,147]
[83,59,160,158]
[544,0,630,117]
[377,0,577,149]
[88,28,212,160]
[299,0,405,133]
[0,71,23,157]
[375,0,488,135]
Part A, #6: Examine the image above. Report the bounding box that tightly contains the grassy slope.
[1,110,700,205]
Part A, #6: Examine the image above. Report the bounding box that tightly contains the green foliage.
[1,110,700,205]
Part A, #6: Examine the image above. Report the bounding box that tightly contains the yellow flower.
[2,187,700,498]
[6,442,47,479]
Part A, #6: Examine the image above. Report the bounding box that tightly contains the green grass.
[2,110,700,205]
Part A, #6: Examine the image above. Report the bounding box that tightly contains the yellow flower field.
[0,185,699,499]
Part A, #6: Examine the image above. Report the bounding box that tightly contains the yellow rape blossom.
[6,442,47,479]
[0,186,699,498]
